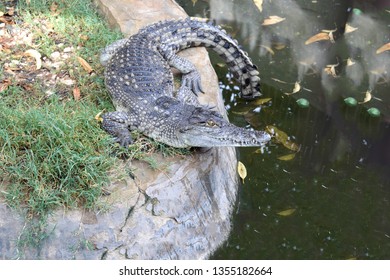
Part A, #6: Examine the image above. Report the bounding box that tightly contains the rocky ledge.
[0,0,239,259]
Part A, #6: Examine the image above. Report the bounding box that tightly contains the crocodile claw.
[182,71,204,95]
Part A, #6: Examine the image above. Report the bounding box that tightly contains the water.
[176,0,390,259]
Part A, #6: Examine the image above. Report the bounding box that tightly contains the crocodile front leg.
[101,111,133,146]
[176,84,200,106]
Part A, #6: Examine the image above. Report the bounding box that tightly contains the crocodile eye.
[206,120,218,127]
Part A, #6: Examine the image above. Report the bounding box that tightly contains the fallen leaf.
[376,42,390,54]
[24,49,42,70]
[305,32,330,45]
[266,125,300,152]
[6,7,15,16]
[262,15,286,26]
[277,153,296,161]
[254,0,263,12]
[359,90,372,104]
[277,208,296,216]
[251,97,272,106]
[237,161,247,184]
[95,110,105,122]
[345,24,358,34]
[0,79,11,92]
[73,86,81,101]
[79,34,89,41]
[77,56,93,73]
[50,2,58,13]
[284,81,301,95]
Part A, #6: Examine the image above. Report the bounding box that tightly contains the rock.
[0,0,239,259]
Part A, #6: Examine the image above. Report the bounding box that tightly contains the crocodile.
[100,17,271,148]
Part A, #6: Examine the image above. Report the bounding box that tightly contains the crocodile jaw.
[179,123,271,147]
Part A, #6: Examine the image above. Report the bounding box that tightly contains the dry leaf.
[254,0,263,12]
[324,63,339,77]
[266,125,300,152]
[273,42,286,50]
[285,81,301,95]
[73,86,81,101]
[237,161,247,184]
[0,79,11,92]
[252,97,272,105]
[260,45,275,55]
[305,32,330,45]
[24,49,42,70]
[95,110,104,122]
[262,15,286,26]
[50,2,58,13]
[345,24,358,34]
[359,90,372,104]
[277,208,296,216]
[346,58,355,66]
[376,42,390,54]
[77,56,93,73]
[278,153,296,161]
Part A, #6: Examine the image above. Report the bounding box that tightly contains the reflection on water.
[177,0,390,259]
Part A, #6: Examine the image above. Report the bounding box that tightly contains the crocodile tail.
[151,17,262,99]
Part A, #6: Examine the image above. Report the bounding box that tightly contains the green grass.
[0,0,189,252]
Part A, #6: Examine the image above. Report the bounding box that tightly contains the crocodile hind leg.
[101,111,133,146]
[165,53,204,95]
[100,38,128,66]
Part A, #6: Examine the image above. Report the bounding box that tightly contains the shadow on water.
[176,0,390,259]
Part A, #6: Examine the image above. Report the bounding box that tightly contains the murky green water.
[177,0,390,259]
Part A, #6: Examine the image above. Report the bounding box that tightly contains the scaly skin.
[101,17,271,148]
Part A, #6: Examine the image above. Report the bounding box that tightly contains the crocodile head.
[177,105,271,148]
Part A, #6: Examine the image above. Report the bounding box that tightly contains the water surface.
[177,0,390,259]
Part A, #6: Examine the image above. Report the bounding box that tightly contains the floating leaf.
[359,90,372,104]
[251,97,272,105]
[278,153,296,161]
[77,56,93,73]
[376,43,390,54]
[253,0,263,12]
[24,49,42,70]
[237,161,247,184]
[296,98,310,108]
[346,58,355,66]
[345,24,358,34]
[305,32,330,45]
[266,125,300,152]
[324,63,338,77]
[367,107,380,117]
[353,8,362,15]
[285,81,301,95]
[260,45,275,55]
[273,42,286,50]
[262,15,286,26]
[73,86,81,101]
[344,97,358,107]
[277,208,296,216]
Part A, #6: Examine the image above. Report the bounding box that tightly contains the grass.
[0,0,189,253]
